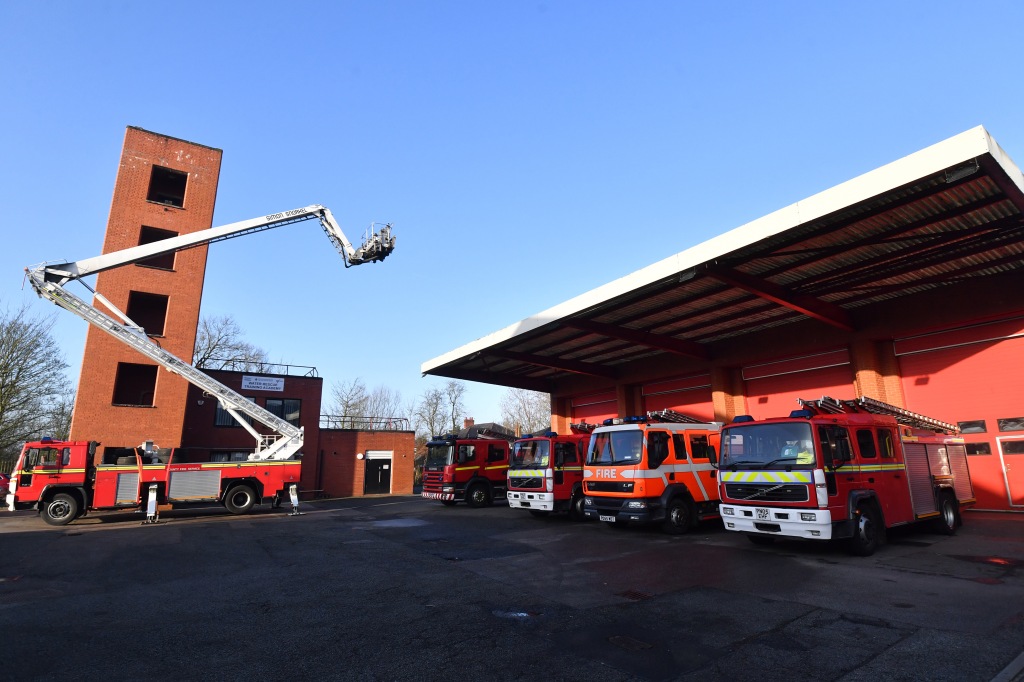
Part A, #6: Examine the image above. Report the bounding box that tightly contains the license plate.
[599,515,616,522]
[756,508,769,520]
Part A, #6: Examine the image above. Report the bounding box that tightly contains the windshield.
[586,430,643,466]
[424,444,453,468]
[720,422,815,469]
[511,440,550,467]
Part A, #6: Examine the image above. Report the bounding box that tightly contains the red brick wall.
[70,127,222,460]
[318,430,416,497]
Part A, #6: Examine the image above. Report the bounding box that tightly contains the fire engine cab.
[421,424,514,507]
[718,396,975,555]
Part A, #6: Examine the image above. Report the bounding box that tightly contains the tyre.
[465,483,492,508]
[224,484,257,515]
[568,490,586,522]
[747,534,775,546]
[529,509,550,518]
[848,503,881,556]
[42,492,79,526]
[662,497,693,535]
[933,493,959,536]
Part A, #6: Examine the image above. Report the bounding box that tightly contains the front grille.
[586,481,634,493]
[724,483,809,502]
[509,476,542,489]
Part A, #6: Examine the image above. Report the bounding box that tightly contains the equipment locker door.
[996,436,1024,508]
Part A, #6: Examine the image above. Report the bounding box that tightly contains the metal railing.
[319,415,411,431]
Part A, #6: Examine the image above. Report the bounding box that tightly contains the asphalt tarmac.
[1,497,1023,681]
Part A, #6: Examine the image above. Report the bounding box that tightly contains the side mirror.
[707,446,718,467]
[457,449,466,464]
[555,451,565,467]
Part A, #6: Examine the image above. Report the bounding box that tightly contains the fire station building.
[423,126,1024,512]
[68,126,413,498]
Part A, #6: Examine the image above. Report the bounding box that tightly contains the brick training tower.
[68,127,222,462]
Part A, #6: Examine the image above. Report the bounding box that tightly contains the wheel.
[465,483,492,509]
[568,490,586,522]
[440,500,457,507]
[747,534,775,546]
[224,484,257,515]
[662,497,693,535]
[529,509,550,518]
[933,493,959,536]
[42,493,79,526]
[848,503,881,556]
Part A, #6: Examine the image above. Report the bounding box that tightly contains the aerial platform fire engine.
[8,205,395,525]
[717,396,975,555]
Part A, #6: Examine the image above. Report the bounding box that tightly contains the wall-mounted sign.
[241,376,284,392]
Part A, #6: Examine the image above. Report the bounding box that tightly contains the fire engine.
[717,396,975,556]
[421,423,514,507]
[8,204,395,525]
[506,423,594,520]
[582,410,723,534]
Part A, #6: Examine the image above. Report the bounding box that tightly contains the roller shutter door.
[642,375,714,421]
[570,391,617,424]
[743,349,854,420]
[896,316,1024,511]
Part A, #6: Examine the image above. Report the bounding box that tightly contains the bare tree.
[443,380,468,433]
[326,378,406,429]
[500,388,551,435]
[193,314,268,370]
[0,305,70,461]
[412,386,448,439]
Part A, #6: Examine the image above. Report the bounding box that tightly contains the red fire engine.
[7,439,301,525]
[421,423,514,507]
[506,424,594,520]
[717,396,975,555]
[8,204,394,525]
[582,410,723,534]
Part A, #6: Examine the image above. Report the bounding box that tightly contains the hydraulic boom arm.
[26,205,395,461]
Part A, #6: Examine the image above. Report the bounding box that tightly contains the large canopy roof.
[422,126,1024,392]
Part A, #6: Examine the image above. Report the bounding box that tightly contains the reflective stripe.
[510,469,546,477]
[484,464,509,471]
[455,466,480,472]
[720,470,813,483]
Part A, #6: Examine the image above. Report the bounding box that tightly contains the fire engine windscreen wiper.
[760,457,798,469]
[725,460,767,470]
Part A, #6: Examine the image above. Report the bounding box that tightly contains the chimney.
[463,417,475,429]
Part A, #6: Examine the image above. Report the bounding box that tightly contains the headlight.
[626,500,647,509]
[442,486,454,493]
[722,507,734,516]
[800,512,816,522]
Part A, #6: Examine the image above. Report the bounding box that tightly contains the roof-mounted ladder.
[647,408,705,424]
[797,395,958,434]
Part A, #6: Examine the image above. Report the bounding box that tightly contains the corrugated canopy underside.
[422,127,1024,392]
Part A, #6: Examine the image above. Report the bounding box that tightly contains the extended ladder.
[29,274,304,460]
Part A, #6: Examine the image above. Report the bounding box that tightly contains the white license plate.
[599,515,616,522]
[756,508,769,520]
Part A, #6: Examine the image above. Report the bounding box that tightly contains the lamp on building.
[356,452,365,460]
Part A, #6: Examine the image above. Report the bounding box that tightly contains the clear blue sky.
[2,1,1023,423]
